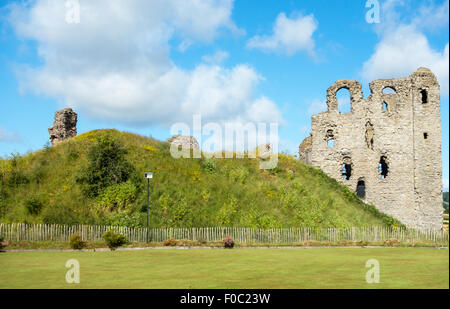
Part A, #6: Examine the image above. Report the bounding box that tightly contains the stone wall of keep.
[303,68,442,229]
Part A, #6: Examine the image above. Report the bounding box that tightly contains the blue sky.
[0,0,448,189]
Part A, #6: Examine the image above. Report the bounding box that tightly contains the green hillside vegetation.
[0,129,401,228]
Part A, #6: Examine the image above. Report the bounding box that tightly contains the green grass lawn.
[0,248,448,289]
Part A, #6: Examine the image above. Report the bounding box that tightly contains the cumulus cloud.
[7,0,282,127]
[413,0,449,31]
[0,127,21,143]
[362,0,449,95]
[246,12,317,56]
[202,50,229,64]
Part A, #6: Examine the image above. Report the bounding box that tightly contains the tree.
[77,134,134,197]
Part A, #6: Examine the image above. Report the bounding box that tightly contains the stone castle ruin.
[299,68,442,230]
[168,135,200,150]
[48,108,78,145]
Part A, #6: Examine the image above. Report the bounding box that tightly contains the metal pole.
[146,178,150,243]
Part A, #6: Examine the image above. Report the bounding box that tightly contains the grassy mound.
[0,129,401,228]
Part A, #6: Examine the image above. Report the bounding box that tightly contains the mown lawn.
[0,248,448,289]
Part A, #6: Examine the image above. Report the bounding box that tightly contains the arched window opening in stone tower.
[336,88,351,114]
[326,129,335,148]
[382,101,388,111]
[379,156,389,179]
[341,157,352,180]
[382,87,396,94]
[420,89,428,104]
[356,179,366,198]
[423,132,428,139]
[365,121,374,150]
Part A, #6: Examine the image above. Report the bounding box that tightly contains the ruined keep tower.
[48,108,78,145]
[299,68,442,230]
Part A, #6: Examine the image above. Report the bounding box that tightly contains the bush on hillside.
[202,159,217,173]
[5,154,29,187]
[102,230,128,251]
[77,134,135,197]
[69,234,87,250]
[217,198,238,226]
[96,181,137,213]
[103,212,146,228]
[41,204,80,225]
[24,196,44,215]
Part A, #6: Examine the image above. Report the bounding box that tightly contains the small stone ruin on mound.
[48,108,78,145]
[168,135,200,150]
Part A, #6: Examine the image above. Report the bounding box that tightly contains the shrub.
[77,134,135,197]
[103,212,145,228]
[384,238,400,247]
[197,238,207,246]
[357,240,369,247]
[202,159,217,173]
[102,230,128,250]
[65,141,79,161]
[41,204,79,225]
[96,181,137,213]
[163,238,177,246]
[217,197,238,226]
[167,199,192,227]
[223,235,234,248]
[69,234,87,250]
[0,235,5,250]
[6,154,29,187]
[24,197,44,215]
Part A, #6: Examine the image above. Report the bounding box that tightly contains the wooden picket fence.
[0,223,448,245]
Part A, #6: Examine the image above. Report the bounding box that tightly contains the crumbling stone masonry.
[299,68,442,230]
[48,108,78,145]
[168,135,200,150]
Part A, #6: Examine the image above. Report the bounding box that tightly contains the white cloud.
[0,127,21,143]
[246,12,317,56]
[443,178,449,192]
[202,50,229,64]
[362,26,449,95]
[362,0,449,95]
[413,0,449,31]
[7,0,282,127]
[307,99,327,115]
